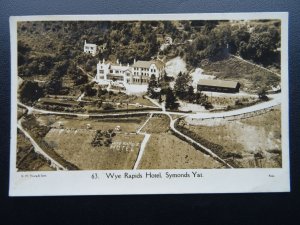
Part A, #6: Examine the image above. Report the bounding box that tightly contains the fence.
[188,105,278,125]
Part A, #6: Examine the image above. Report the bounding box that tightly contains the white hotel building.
[95,59,165,85]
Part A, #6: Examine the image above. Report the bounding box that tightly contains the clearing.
[165,57,187,78]
[138,133,224,169]
[44,128,144,170]
[137,114,223,169]
[141,114,170,133]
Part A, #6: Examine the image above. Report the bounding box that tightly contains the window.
[99,70,104,74]
[110,70,113,73]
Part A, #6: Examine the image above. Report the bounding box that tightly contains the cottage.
[197,79,240,93]
[164,36,173,45]
[84,40,97,56]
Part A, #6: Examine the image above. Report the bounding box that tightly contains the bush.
[102,103,115,110]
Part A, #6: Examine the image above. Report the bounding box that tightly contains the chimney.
[84,40,86,45]
[134,58,136,64]
[103,58,105,63]
[127,63,129,67]
[117,59,119,64]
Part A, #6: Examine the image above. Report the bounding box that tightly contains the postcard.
[9,12,289,196]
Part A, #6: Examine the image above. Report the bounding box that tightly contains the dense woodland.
[17,20,281,103]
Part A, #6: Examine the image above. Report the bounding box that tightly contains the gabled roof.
[198,79,239,89]
[110,64,130,71]
[132,60,164,69]
[84,42,97,47]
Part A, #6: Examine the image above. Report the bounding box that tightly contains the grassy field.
[181,106,282,168]
[137,114,224,169]
[131,96,157,107]
[138,133,224,169]
[38,115,148,170]
[17,131,54,171]
[44,128,144,170]
[201,55,280,92]
[141,114,170,133]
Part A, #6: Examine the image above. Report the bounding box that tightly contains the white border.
[9,13,290,196]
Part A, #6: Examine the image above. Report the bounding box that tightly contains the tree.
[147,74,158,98]
[174,72,191,99]
[84,83,97,96]
[194,91,212,109]
[45,75,62,95]
[158,73,171,95]
[19,81,44,103]
[97,86,107,97]
[247,31,276,63]
[102,102,114,110]
[165,88,178,110]
[18,40,31,66]
[95,100,102,108]
[231,27,250,54]
[68,63,88,85]
[53,60,69,77]
[257,87,269,101]
[187,86,194,102]
[195,91,208,105]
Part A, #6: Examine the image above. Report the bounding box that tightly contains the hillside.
[201,55,280,92]
[17,19,281,97]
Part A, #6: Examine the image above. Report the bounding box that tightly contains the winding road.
[17,118,67,171]
[17,92,281,170]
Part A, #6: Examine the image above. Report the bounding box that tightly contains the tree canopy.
[19,81,44,103]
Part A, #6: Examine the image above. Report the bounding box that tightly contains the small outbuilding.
[197,79,240,93]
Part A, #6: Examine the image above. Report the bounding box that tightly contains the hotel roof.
[132,60,164,69]
[198,79,239,89]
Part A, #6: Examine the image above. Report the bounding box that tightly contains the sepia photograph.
[9,13,290,195]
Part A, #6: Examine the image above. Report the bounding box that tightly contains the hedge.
[87,107,161,114]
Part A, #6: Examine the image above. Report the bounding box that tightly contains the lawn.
[138,133,224,169]
[141,114,170,133]
[130,96,158,107]
[44,129,144,170]
[36,115,148,133]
